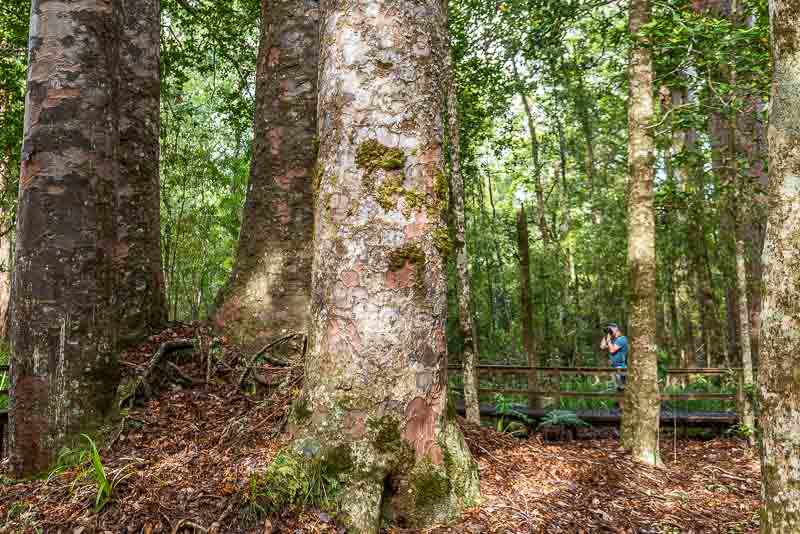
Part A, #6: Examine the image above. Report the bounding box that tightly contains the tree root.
[237,333,303,389]
[120,339,194,407]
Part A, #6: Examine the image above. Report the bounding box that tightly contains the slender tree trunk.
[758,3,800,528]
[11,0,119,476]
[445,67,480,424]
[734,237,754,431]
[477,175,497,335]
[621,0,661,466]
[290,0,479,530]
[517,206,537,408]
[213,0,318,349]
[115,0,166,345]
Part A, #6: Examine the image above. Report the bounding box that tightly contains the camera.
[603,326,612,335]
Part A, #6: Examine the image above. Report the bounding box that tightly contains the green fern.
[537,410,588,429]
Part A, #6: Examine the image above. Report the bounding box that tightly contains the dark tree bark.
[758,1,800,529]
[621,0,661,467]
[115,0,167,344]
[213,0,318,349]
[289,0,479,529]
[517,205,537,408]
[11,0,119,475]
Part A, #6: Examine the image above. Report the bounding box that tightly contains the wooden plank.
[456,387,735,402]
[661,393,735,401]
[452,401,738,425]
[448,365,743,375]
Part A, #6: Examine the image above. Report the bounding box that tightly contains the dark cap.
[606,322,619,330]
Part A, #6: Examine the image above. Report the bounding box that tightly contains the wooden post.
[528,366,537,410]
[736,367,745,422]
[553,369,561,410]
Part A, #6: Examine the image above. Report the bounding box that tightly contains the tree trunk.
[734,237,754,431]
[621,0,661,467]
[115,0,166,345]
[476,174,497,335]
[213,0,318,349]
[0,230,11,340]
[445,64,480,425]
[10,0,119,476]
[517,206,537,408]
[289,0,480,531]
[758,2,800,528]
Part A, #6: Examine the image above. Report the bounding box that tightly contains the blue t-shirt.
[610,336,628,368]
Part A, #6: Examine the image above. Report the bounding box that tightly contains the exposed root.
[237,333,303,389]
[120,339,194,407]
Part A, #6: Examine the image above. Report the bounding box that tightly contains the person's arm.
[600,335,609,350]
[608,340,620,354]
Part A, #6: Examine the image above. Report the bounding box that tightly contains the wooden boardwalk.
[453,400,737,427]
[450,364,745,429]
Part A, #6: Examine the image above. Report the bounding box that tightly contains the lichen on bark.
[620,0,662,467]
[758,2,800,530]
[288,0,480,530]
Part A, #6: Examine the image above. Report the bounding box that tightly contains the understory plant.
[80,434,133,512]
[248,447,347,516]
[537,410,588,430]
[493,393,531,435]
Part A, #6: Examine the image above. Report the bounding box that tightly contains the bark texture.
[11,0,119,475]
[758,1,800,529]
[116,0,166,344]
[290,0,479,530]
[516,205,536,407]
[621,0,661,467]
[734,237,754,430]
[214,0,318,348]
[446,75,480,424]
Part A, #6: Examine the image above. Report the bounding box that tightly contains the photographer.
[600,323,628,392]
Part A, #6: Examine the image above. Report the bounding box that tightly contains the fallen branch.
[237,333,302,388]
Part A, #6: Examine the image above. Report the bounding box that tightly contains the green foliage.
[537,410,588,430]
[76,435,134,512]
[726,423,755,440]
[493,393,531,434]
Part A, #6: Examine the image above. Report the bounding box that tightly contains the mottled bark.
[289,0,479,531]
[116,0,166,344]
[446,72,479,425]
[213,0,318,349]
[517,206,536,408]
[11,0,119,475]
[758,2,800,530]
[0,232,10,339]
[621,0,661,467]
[734,237,754,431]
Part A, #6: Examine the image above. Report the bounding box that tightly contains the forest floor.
[0,327,760,534]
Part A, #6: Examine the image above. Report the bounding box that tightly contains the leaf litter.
[0,326,761,533]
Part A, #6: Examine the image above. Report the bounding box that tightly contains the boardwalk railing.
[448,364,747,420]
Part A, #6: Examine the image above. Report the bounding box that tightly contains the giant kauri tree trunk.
[758,1,800,529]
[10,0,119,475]
[289,0,479,530]
[116,0,167,344]
[213,0,318,348]
[621,0,661,467]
